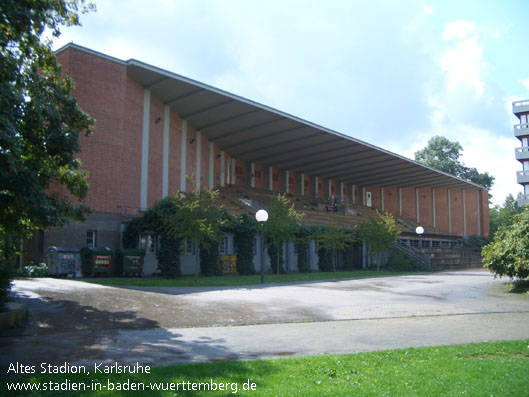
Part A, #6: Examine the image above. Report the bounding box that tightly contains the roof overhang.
[58,43,484,190]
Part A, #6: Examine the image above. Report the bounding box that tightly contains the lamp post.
[415,226,424,266]
[255,209,269,283]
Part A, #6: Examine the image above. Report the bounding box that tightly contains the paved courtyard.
[1,270,528,373]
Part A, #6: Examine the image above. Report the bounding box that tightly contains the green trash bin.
[119,248,144,276]
[80,246,112,277]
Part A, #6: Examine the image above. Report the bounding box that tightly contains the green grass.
[82,270,414,288]
[3,340,529,395]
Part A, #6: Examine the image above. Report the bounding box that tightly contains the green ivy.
[200,241,220,276]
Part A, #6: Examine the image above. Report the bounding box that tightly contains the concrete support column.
[299,173,304,196]
[398,187,402,216]
[230,158,235,185]
[220,151,225,187]
[313,176,318,196]
[264,166,272,190]
[283,170,289,193]
[248,162,254,188]
[340,182,344,202]
[195,131,202,189]
[208,142,214,189]
[362,187,366,206]
[140,89,150,208]
[162,105,170,198]
[351,184,355,204]
[180,120,187,192]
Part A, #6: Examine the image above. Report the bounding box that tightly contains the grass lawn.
[3,339,528,396]
[82,270,416,288]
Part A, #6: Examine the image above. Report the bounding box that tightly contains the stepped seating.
[215,185,414,232]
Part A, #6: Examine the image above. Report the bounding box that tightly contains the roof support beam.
[229,129,319,157]
[165,88,203,106]
[209,117,285,141]
[198,109,261,131]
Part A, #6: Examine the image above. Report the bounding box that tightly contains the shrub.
[19,263,49,278]
[200,241,220,276]
[482,207,529,280]
[234,214,256,275]
[156,237,181,278]
[317,246,333,272]
[385,249,422,271]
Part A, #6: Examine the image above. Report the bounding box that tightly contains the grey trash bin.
[46,247,81,278]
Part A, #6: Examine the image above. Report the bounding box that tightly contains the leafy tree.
[415,136,494,191]
[312,225,356,272]
[233,213,257,275]
[162,185,227,280]
[0,0,95,308]
[482,207,529,280]
[263,194,303,275]
[358,210,401,271]
[489,194,523,239]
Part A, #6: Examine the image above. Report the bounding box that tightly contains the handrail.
[514,123,529,129]
[393,240,430,269]
[513,100,529,107]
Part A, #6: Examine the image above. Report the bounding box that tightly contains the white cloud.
[522,78,529,92]
[423,2,434,15]
[442,20,476,40]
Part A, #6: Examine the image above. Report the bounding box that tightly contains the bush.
[385,250,422,271]
[156,237,181,278]
[296,239,310,272]
[19,263,49,278]
[268,244,284,274]
[200,242,220,276]
[317,246,333,272]
[0,261,14,310]
[483,207,529,280]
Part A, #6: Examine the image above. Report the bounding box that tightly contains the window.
[87,230,97,247]
[521,114,528,124]
[182,239,195,255]
[139,234,157,254]
[219,236,229,254]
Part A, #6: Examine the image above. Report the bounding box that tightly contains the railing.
[513,100,529,108]
[393,239,431,269]
[514,123,529,130]
[515,147,529,154]
[517,170,529,177]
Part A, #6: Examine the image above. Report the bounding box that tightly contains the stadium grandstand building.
[24,44,489,273]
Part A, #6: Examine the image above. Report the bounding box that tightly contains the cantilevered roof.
[58,43,484,190]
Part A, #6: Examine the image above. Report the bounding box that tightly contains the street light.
[416,226,424,266]
[255,209,269,283]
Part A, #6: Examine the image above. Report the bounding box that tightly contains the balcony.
[513,100,529,116]
[515,146,529,161]
[516,170,529,184]
[514,123,529,138]
[518,194,529,207]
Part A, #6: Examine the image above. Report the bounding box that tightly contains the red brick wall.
[57,47,139,214]
[449,189,464,236]
[418,188,433,229]
[254,163,265,189]
[185,125,196,191]
[272,168,281,191]
[168,111,182,195]
[400,187,416,221]
[147,94,164,208]
[317,177,324,197]
[366,186,381,209]
[304,174,311,196]
[383,186,399,216]
[434,188,449,234]
[481,189,490,237]
[464,189,479,236]
[235,159,247,186]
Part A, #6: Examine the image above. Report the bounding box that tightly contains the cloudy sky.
[51,0,529,206]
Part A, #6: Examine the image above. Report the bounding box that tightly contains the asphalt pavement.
[1,270,528,374]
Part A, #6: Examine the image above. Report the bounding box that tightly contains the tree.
[358,211,401,271]
[312,225,356,272]
[162,185,227,280]
[482,207,529,280]
[0,0,95,308]
[489,194,523,239]
[263,194,303,274]
[414,136,494,191]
